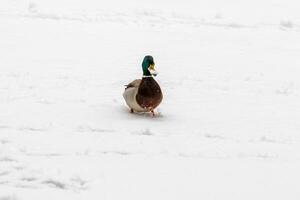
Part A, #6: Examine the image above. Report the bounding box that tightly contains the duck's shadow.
[119,106,164,119]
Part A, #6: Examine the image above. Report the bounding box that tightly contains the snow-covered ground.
[1,0,300,199]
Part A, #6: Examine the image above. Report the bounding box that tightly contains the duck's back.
[125,79,141,89]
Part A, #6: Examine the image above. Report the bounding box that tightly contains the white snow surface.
[1,0,300,199]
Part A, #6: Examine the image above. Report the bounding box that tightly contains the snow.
[1,0,300,199]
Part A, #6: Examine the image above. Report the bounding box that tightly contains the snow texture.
[1,0,300,199]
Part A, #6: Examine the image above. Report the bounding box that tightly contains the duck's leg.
[150,110,155,117]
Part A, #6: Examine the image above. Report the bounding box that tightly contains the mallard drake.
[123,55,163,116]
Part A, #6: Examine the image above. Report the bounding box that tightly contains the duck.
[123,55,163,116]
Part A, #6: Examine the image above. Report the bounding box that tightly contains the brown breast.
[136,77,163,110]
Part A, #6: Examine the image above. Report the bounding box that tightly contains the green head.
[142,55,158,76]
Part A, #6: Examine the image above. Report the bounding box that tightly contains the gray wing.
[125,79,141,89]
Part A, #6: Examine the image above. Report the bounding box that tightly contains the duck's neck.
[142,75,153,78]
